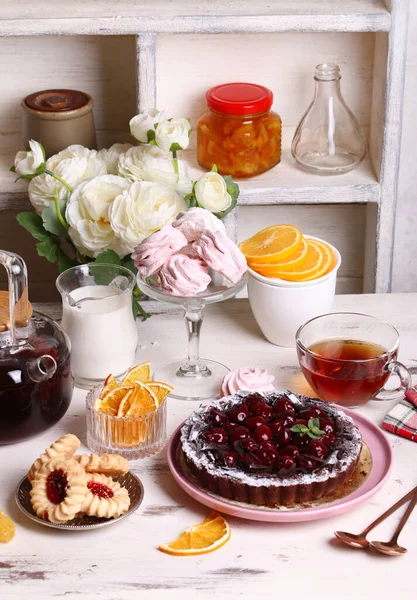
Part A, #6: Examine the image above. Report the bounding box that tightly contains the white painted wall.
[392,0,417,292]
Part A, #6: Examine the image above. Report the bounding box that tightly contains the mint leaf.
[291,424,309,434]
[42,201,68,239]
[93,249,122,266]
[308,418,320,430]
[36,238,59,263]
[17,212,49,242]
[169,142,183,153]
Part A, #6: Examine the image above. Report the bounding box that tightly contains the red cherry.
[320,417,335,434]
[238,438,260,453]
[292,433,310,447]
[246,415,267,431]
[244,393,264,409]
[226,403,249,423]
[305,440,328,461]
[207,407,228,426]
[280,445,300,460]
[229,426,250,443]
[257,448,279,466]
[292,419,308,427]
[322,432,336,445]
[299,408,322,421]
[298,455,318,472]
[280,456,296,471]
[269,419,285,435]
[273,398,295,414]
[282,415,295,428]
[222,450,238,467]
[252,402,273,420]
[274,429,292,448]
[254,424,272,442]
[205,427,227,444]
[259,440,278,452]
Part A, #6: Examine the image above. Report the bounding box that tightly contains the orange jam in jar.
[197,82,282,178]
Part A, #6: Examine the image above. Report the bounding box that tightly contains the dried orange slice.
[120,362,151,387]
[259,239,325,282]
[126,383,158,417]
[146,382,173,404]
[158,512,230,556]
[298,240,334,281]
[0,510,15,543]
[94,386,134,416]
[239,224,303,265]
[249,237,308,275]
[99,374,119,399]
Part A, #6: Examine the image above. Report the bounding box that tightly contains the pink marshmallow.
[132,225,188,278]
[192,229,247,284]
[157,254,211,296]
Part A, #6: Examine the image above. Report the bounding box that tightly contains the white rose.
[98,143,133,175]
[28,145,106,215]
[66,175,130,258]
[194,172,232,213]
[155,118,191,152]
[129,109,166,143]
[14,140,45,176]
[110,181,186,254]
[118,145,192,197]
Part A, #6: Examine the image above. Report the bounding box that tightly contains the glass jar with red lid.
[197,82,282,178]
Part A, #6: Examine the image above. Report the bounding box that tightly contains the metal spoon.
[369,486,417,555]
[334,485,417,548]
[68,291,121,308]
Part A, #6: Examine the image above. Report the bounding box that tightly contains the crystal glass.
[56,264,138,389]
[296,313,412,407]
[86,384,167,459]
[137,272,247,401]
[291,63,366,175]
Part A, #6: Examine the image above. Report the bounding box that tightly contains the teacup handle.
[373,361,412,401]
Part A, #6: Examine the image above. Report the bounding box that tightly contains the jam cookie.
[81,473,130,519]
[28,434,81,483]
[74,453,129,477]
[30,457,88,523]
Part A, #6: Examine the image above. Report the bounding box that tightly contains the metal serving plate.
[15,471,144,531]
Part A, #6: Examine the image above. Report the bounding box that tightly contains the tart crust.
[180,391,362,507]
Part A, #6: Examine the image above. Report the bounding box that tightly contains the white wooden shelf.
[0,0,391,36]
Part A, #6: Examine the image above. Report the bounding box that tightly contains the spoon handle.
[362,486,417,535]
[389,486,417,544]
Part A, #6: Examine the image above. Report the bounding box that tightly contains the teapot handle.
[0,250,29,345]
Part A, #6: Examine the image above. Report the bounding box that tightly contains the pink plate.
[167,407,393,522]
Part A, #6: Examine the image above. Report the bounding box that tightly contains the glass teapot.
[0,251,72,444]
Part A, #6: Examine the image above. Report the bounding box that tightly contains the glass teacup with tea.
[296,313,412,408]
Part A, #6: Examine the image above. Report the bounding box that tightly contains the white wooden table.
[1,294,416,600]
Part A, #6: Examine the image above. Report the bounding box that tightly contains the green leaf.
[187,195,198,208]
[93,249,122,266]
[42,200,68,239]
[169,142,183,153]
[147,129,156,143]
[10,165,16,173]
[291,424,309,434]
[308,418,320,430]
[57,249,78,273]
[17,212,50,242]
[135,300,151,321]
[223,175,240,201]
[122,257,137,275]
[210,164,218,173]
[36,238,59,263]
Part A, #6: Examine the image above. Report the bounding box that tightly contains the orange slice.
[298,240,335,281]
[146,382,173,404]
[120,362,151,387]
[239,224,303,265]
[126,383,158,417]
[94,386,134,416]
[0,510,15,543]
[99,374,119,399]
[262,239,324,282]
[249,237,308,275]
[158,512,230,556]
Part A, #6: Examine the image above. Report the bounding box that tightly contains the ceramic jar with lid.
[21,88,97,157]
[197,82,282,178]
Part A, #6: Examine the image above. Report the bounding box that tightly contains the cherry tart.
[180,391,362,507]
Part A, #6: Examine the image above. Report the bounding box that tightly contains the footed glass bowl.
[137,271,247,401]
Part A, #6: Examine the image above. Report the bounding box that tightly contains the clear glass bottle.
[291,64,366,175]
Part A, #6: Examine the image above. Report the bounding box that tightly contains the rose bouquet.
[11,109,239,319]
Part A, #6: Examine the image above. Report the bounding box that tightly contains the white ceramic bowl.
[247,237,341,347]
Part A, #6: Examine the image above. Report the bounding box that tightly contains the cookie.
[74,453,129,477]
[81,473,130,519]
[28,434,81,483]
